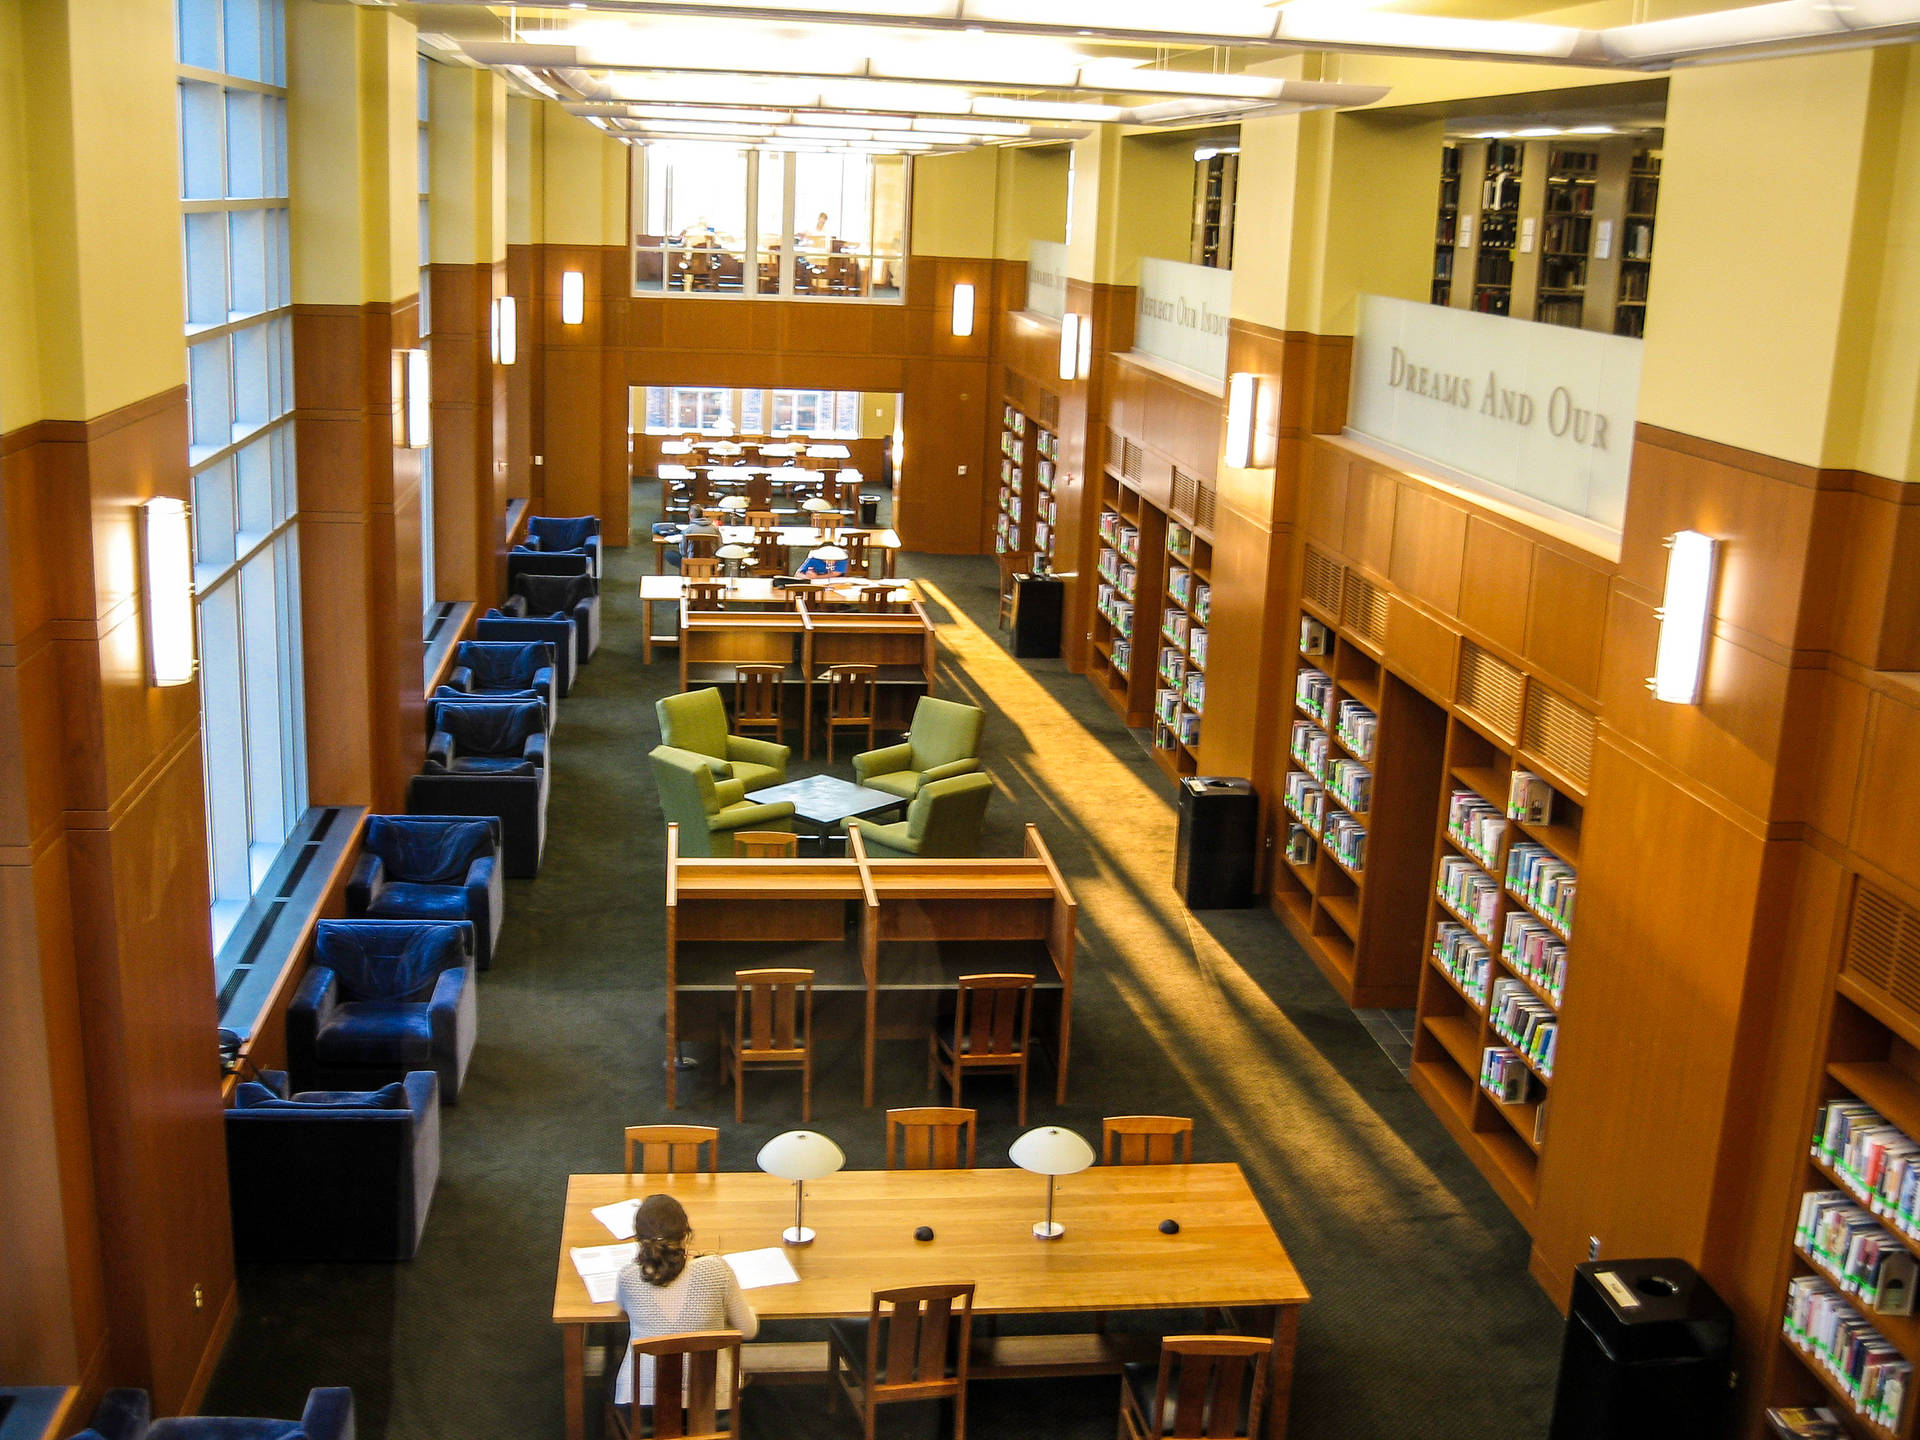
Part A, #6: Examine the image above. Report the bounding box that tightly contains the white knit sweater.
[612,1253,759,1408]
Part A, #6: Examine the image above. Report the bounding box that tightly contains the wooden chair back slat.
[1142,1337,1270,1440]
[744,510,777,530]
[629,1331,741,1440]
[958,974,1032,1059]
[867,1283,974,1395]
[732,831,798,858]
[726,968,813,1123]
[1103,1115,1195,1166]
[685,582,727,612]
[825,664,876,721]
[624,1124,719,1178]
[733,663,784,735]
[684,532,719,559]
[840,531,871,576]
[681,556,720,580]
[885,1107,977,1170]
[744,475,773,510]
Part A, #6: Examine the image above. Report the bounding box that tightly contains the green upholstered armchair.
[852,695,985,800]
[846,772,994,859]
[649,745,795,857]
[655,686,790,791]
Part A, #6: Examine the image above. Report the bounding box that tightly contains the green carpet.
[202,489,1562,1437]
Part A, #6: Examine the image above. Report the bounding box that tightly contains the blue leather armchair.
[475,599,577,697]
[527,513,602,576]
[408,701,550,877]
[226,1069,440,1261]
[287,919,477,1103]
[72,1387,355,1440]
[347,814,505,970]
[510,570,601,664]
[433,640,556,723]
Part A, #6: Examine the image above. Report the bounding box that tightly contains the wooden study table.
[551,1164,1310,1440]
[652,525,899,576]
[665,824,1076,1107]
[637,576,916,664]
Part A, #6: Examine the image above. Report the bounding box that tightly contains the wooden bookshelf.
[1410,717,1582,1223]
[1151,521,1211,779]
[1431,142,1461,306]
[1273,602,1447,1009]
[1091,475,1166,729]
[1190,151,1237,269]
[1473,139,1521,316]
[1616,149,1659,338]
[1534,146,1597,329]
[995,403,1036,559]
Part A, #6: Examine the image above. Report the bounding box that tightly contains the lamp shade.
[800,496,834,512]
[811,545,849,561]
[715,543,753,560]
[1009,1126,1094,1177]
[757,1130,846,1181]
[716,495,749,512]
[838,468,863,485]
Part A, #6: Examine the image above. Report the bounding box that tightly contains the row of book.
[1000,458,1014,486]
[1112,637,1131,677]
[1478,212,1518,248]
[1166,521,1193,560]
[1153,692,1202,746]
[1163,609,1190,646]
[1283,772,1325,833]
[1158,647,1187,687]
[1784,1275,1911,1431]
[1483,1046,1541,1105]
[1001,405,1026,435]
[1538,255,1586,290]
[1476,251,1515,287]
[1098,510,1121,545]
[1328,758,1371,815]
[1095,586,1132,638]
[998,431,1024,462]
[1434,921,1491,1006]
[1447,788,1506,871]
[1298,616,1331,656]
[1508,842,1577,936]
[1507,770,1555,825]
[1284,824,1315,868]
[1541,213,1591,254]
[1296,667,1333,724]
[1335,698,1376,762]
[1536,298,1584,330]
[1764,1407,1843,1439]
[1035,429,1056,461]
[1291,720,1328,780]
[1167,565,1211,621]
[1095,553,1138,603]
[1491,976,1556,1077]
[1438,853,1501,940]
[1324,811,1366,873]
[1502,912,1567,1009]
[1183,672,1205,716]
[1815,1100,1920,1247]
[1036,458,1054,488]
[1796,1189,1919,1315]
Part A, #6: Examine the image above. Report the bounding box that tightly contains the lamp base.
[1032,1221,1065,1240]
[782,1226,816,1246]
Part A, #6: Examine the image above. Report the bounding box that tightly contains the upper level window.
[642,387,862,438]
[634,146,907,302]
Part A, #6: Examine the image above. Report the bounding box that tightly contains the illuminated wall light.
[492,295,518,365]
[1225,372,1258,469]
[397,348,431,449]
[951,282,975,337]
[561,269,585,325]
[1648,530,1718,704]
[1058,313,1081,382]
[140,498,196,687]
[1076,312,1093,379]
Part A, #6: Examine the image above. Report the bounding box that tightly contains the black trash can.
[1009,574,1064,658]
[1173,777,1257,909]
[1548,1258,1733,1440]
[859,495,880,527]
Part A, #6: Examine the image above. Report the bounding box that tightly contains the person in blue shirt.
[795,545,849,578]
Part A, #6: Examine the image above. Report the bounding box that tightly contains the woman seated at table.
[614,1195,758,1417]
[795,544,849,578]
[664,506,720,570]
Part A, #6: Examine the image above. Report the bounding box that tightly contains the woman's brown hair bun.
[634,1193,691,1286]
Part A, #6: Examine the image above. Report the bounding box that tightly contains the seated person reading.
[795,544,849,578]
[666,507,720,570]
[615,1195,758,1413]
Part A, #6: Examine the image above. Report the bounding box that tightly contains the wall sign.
[1026,240,1067,320]
[1347,294,1643,537]
[1133,257,1232,382]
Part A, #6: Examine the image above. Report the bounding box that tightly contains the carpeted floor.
[203,488,1563,1438]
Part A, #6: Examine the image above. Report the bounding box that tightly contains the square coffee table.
[746,774,907,851]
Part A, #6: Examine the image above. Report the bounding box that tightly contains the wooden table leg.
[1265,1304,1298,1439]
[563,1321,586,1440]
[642,597,654,665]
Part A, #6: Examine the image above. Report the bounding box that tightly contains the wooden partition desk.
[653,525,900,576]
[798,601,936,754]
[665,825,1075,1107]
[552,1165,1309,1440]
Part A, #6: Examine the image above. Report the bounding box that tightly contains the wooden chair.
[744,474,774,511]
[684,530,719,561]
[811,512,843,539]
[827,1283,976,1440]
[681,556,720,581]
[742,509,777,530]
[928,974,1034,1126]
[749,534,786,577]
[820,663,876,763]
[625,1124,719,1178]
[840,530,871,576]
[1103,1115,1195,1166]
[720,968,813,1124]
[685,582,727,612]
[733,663,786,745]
[732,831,798,858]
[607,1330,744,1440]
[1118,1336,1269,1440]
[885,1107,977,1170]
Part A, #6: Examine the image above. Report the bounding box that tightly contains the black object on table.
[1174,776,1258,909]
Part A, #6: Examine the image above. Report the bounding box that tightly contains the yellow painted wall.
[992,147,1070,260]
[20,0,184,420]
[861,391,897,439]
[1095,132,1200,288]
[539,105,624,248]
[428,62,507,266]
[1314,111,1448,335]
[1232,109,1305,331]
[910,149,998,258]
[1636,48,1888,468]
[1065,127,1113,281]
[507,96,540,247]
[381,16,418,300]
[0,2,42,430]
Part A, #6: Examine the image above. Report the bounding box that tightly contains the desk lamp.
[715,542,752,578]
[716,495,749,514]
[800,496,834,514]
[1010,1126,1094,1240]
[757,1130,845,1246]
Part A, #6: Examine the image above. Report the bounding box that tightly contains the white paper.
[572,1241,638,1304]
[722,1247,801,1290]
[593,1198,642,1240]
[1594,220,1613,261]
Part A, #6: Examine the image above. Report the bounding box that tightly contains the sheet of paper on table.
[722,1248,800,1289]
[593,1198,642,1239]
[571,1241,638,1304]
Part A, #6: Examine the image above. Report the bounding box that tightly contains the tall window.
[635,148,907,301]
[417,55,435,624]
[178,0,307,951]
[642,388,863,438]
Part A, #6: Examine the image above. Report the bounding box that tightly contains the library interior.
[6,3,1920,1440]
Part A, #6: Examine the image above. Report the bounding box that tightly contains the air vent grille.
[1038,392,1060,429]
[1522,684,1596,792]
[1171,469,1216,531]
[1343,572,1389,646]
[1845,881,1920,1022]
[1457,641,1525,741]
[1122,439,1144,482]
[1302,546,1342,614]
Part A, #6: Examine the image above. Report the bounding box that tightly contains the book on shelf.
[1163,608,1189,645]
[1814,1100,1920,1242]
[1155,687,1180,725]
[1283,772,1325,832]
[1188,627,1208,667]
[1490,977,1556,1076]
[1438,855,1500,939]
[1798,1189,1920,1316]
[1501,912,1567,1008]
[1112,638,1131,675]
[1176,709,1200,747]
[1329,757,1372,814]
[1193,583,1211,623]
[1482,1046,1541,1105]
[1118,525,1140,562]
[1117,563,1137,601]
[1166,521,1192,558]
[1447,789,1507,870]
[1296,668,1333,723]
[1784,1275,1911,1432]
[1183,671,1204,715]
[1159,647,1186,686]
[1167,564,1192,608]
[1764,1408,1844,1440]
[1300,616,1331,656]
[1324,811,1366,871]
[1285,824,1316,867]
[1433,921,1491,1005]
[1098,511,1121,545]
[1291,720,1329,778]
[1153,721,1178,752]
[1507,770,1555,825]
[1508,843,1577,935]
[1335,699,1377,762]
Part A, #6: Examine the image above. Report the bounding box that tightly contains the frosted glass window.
[228,209,265,317]
[235,435,272,537]
[178,0,220,69]
[226,90,264,198]
[836,392,859,434]
[198,581,250,927]
[224,0,263,82]
[239,548,286,850]
[189,338,233,453]
[740,390,763,433]
[194,459,236,572]
[231,324,268,433]
[184,212,228,328]
[180,82,224,199]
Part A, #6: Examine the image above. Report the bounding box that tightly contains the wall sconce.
[491,295,518,365]
[1058,313,1081,382]
[394,348,430,449]
[1649,529,1718,704]
[140,498,196,687]
[1225,373,1257,468]
[951,282,975,338]
[1077,312,1093,379]
[560,269,585,325]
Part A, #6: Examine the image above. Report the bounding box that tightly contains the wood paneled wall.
[428,261,510,602]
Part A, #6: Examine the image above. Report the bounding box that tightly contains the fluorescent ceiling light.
[1275,5,1584,59]
[970,97,1124,123]
[1650,530,1717,704]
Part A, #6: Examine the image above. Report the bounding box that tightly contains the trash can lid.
[1183,777,1254,796]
